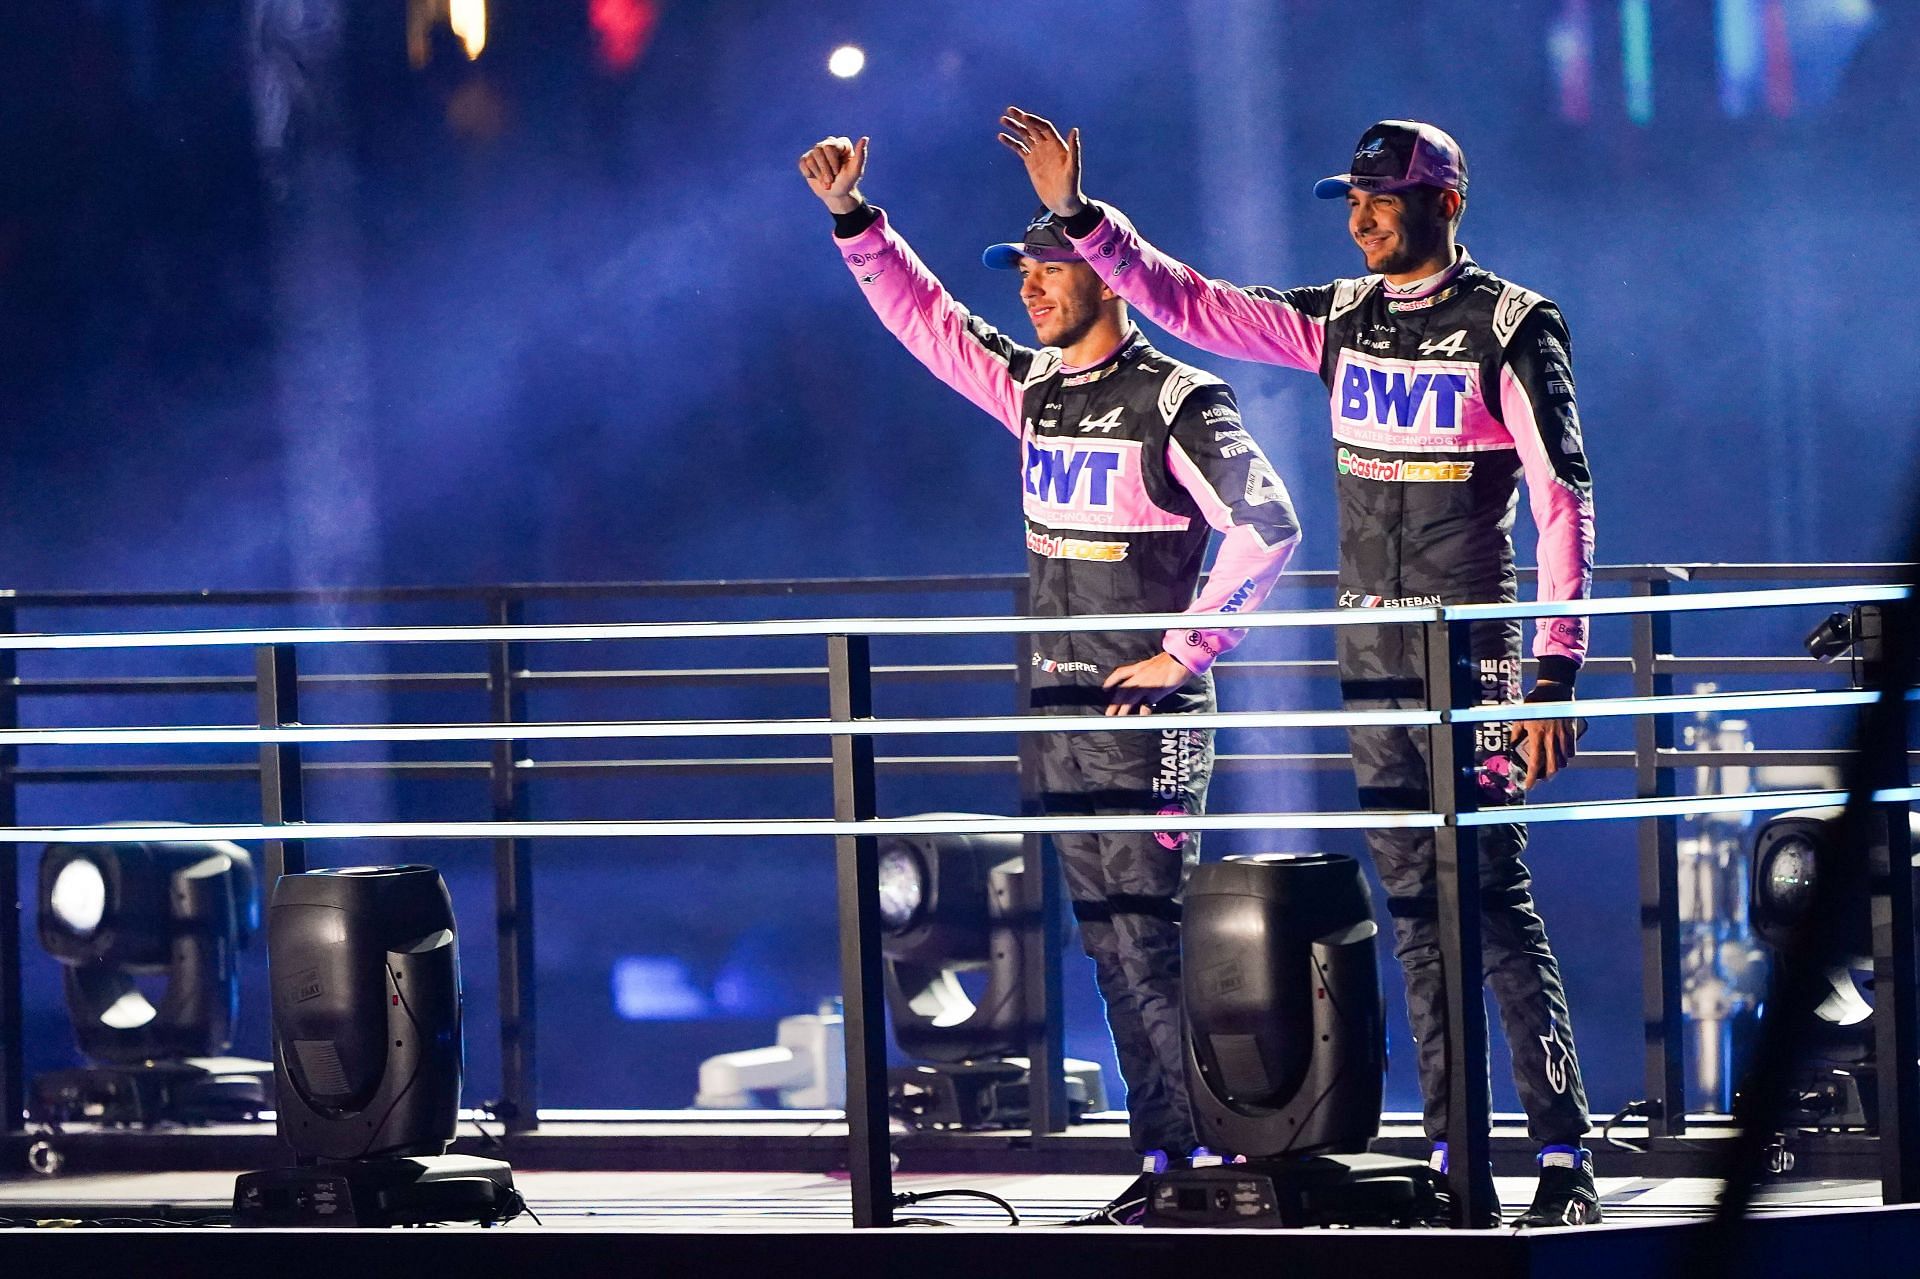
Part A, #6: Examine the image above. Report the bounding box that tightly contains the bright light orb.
[828,45,866,79]
[50,859,107,936]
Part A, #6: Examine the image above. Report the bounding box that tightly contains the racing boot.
[1512,1146,1602,1228]
[1064,1149,1167,1226]
[1430,1142,1501,1229]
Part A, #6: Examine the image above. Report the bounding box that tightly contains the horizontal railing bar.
[0,705,1445,747]
[1457,685,1920,725]
[1443,582,1907,624]
[0,565,1907,611]
[8,673,489,696]
[0,606,1437,652]
[0,654,1855,699]
[5,784,1911,845]
[0,574,1032,608]
[1460,787,1920,828]
[1,752,1387,785]
[0,810,1445,843]
[14,748,1910,786]
[1652,656,1852,676]
[0,582,1904,654]
[6,682,1909,749]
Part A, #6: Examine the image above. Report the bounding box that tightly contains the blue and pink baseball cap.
[1314,120,1468,200]
[982,207,1082,270]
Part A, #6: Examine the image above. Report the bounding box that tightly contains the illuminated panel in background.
[1548,0,1594,124]
[1762,0,1798,117]
[1722,0,1875,120]
[1717,0,1764,116]
[450,0,487,61]
[1620,0,1655,125]
[590,0,663,73]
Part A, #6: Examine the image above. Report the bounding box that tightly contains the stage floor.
[0,1165,1890,1230]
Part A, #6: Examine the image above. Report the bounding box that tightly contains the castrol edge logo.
[1337,447,1474,483]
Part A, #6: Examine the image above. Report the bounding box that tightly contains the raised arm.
[800,135,1035,434]
[996,107,1329,372]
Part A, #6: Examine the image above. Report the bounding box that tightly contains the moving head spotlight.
[1748,807,1920,1130]
[39,839,257,1064]
[1148,854,1444,1229]
[32,839,269,1127]
[234,865,519,1228]
[879,825,1103,1130]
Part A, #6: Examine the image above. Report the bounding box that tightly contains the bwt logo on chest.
[1024,440,1127,506]
[1336,354,1475,432]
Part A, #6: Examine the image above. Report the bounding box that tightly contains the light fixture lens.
[877,847,925,932]
[50,859,107,936]
[1763,834,1819,925]
[828,45,866,78]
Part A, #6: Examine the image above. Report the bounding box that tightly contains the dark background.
[2,0,1915,1121]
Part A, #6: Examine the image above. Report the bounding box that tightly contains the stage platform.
[2,1111,1912,1279]
[0,1108,1885,1180]
[0,1165,1912,1279]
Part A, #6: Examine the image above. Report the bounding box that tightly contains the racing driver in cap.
[799,133,1301,1224]
[999,108,1601,1229]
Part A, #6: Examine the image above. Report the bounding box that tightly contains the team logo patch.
[1337,353,1474,432]
[1025,528,1128,562]
[1337,447,1473,483]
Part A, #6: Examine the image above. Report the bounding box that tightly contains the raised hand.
[798,135,869,215]
[998,107,1085,219]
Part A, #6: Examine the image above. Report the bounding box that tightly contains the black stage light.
[878,824,1104,1130]
[1747,808,1920,1130]
[31,839,270,1127]
[1147,854,1445,1228]
[233,865,519,1228]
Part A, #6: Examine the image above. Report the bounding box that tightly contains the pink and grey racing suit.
[1059,200,1593,1146]
[832,202,1300,1154]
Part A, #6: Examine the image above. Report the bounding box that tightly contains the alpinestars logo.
[1539,1020,1574,1096]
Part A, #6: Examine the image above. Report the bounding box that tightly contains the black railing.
[0,563,1913,1226]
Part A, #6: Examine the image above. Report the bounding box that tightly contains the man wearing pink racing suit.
[799,135,1301,1222]
[999,109,1600,1229]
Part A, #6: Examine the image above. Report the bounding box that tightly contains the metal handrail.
[0,581,1904,651]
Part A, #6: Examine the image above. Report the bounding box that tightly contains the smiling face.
[1346,185,1457,279]
[1016,256,1111,349]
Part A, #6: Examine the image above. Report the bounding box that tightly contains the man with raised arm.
[798,134,1301,1224]
[997,109,1599,1229]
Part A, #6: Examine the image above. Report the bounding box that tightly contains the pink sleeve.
[1159,439,1301,675]
[836,211,1024,435]
[1064,202,1327,372]
[1499,366,1595,665]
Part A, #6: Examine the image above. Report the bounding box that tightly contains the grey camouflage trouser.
[1339,616,1590,1147]
[1032,677,1213,1156]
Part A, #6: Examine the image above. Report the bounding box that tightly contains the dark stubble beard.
[1043,303,1101,352]
[1371,211,1449,277]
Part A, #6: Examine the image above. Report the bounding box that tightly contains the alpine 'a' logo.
[1418,329,1469,358]
[1078,406,1124,433]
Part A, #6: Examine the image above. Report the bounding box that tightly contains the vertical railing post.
[1860,603,1920,1201]
[489,594,538,1134]
[1011,584,1067,1135]
[1424,615,1492,1227]
[827,633,893,1228]
[0,600,22,1135]
[1633,578,1686,1135]
[256,645,306,884]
